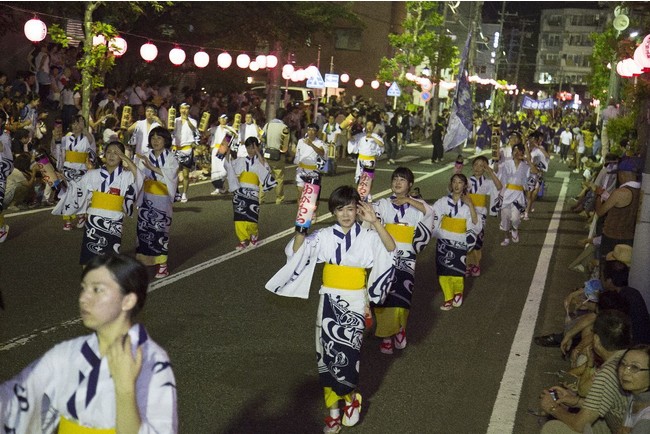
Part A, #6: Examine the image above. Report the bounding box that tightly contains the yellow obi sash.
[468,193,488,208]
[506,183,524,191]
[144,179,169,196]
[441,216,466,234]
[239,171,259,185]
[358,154,375,161]
[65,151,88,164]
[298,162,317,170]
[90,191,124,212]
[385,223,415,244]
[323,263,367,290]
[172,145,193,152]
[58,415,115,434]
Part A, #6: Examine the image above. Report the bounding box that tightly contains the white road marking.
[0,164,452,352]
[486,175,569,434]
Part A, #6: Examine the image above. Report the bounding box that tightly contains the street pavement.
[0,142,591,433]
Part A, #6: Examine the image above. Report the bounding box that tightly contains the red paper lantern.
[24,18,47,43]
[169,47,186,66]
[140,42,158,62]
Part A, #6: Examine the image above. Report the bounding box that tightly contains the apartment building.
[534,8,607,90]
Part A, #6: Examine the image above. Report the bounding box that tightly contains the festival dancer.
[371,167,433,354]
[135,127,179,279]
[78,141,142,265]
[126,103,162,156]
[466,156,503,277]
[52,115,97,231]
[495,141,538,246]
[224,136,277,250]
[0,113,12,243]
[208,114,237,196]
[432,174,482,310]
[266,185,396,434]
[523,130,550,220]
[347,119,384,198]
[294,122,326,196]
[0,253,178,432]
[172,102,198,203]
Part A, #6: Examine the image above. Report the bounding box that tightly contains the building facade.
[534,8,607,91]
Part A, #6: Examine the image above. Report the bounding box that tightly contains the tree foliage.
[587,27,617,99]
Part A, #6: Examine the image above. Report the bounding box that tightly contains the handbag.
[264,147,281,161]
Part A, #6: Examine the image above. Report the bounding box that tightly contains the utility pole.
[513,19,534,111]
[467,1,484,103]
[489,2,517,113]
[430,1,449,129]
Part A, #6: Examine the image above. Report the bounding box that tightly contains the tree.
[587,27,618,101]
[377,1,457,118]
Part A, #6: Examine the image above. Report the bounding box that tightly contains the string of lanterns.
[616,34,650,78]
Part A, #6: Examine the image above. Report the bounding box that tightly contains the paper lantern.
[217,52,232,69]
[194,51,209,68]
[633,40,650,70]
[255,55,267,69]
[371,80,380,89]
[282,64,294,75]
[616,61,627,77]
[140,42,158,62]
[624,58,643,76]
[405,72,415,81]
[340,73,350,83]
[169,47,186,66]
[290,71,301,82]
[24,18,47,43]
[305,65,319,78]
[421,78,433,91]
[249,61,259,72]
[355,79,364,88]
[92,35,106,47]
[296,69,306,81]
[282,69,292,80]
[109,36,127,57]
[266,55,278,68]
[236,54,250,68]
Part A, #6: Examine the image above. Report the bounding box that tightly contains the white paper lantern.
[282,70,292,80]
[24,18,47,43]
[633,42,650,70]
[305,65,319,78]
[340,73,350,83]
[624,58,643,76]
[421,78,433,91]
[290,71,301,82]
[296,69,306,82]
[405,72,415,81]
[194,51,209,68]
[371,80,380,89]
[266,55,278,68]
[217,52,232,69]
[169,47,186,66]
[236,54,250,69]
[109,36,127,57]
[282,64,294,75]
[255,55,267,69]
[249,61,259,72]
[92,35,106,47]
[355,79,364,88]
[140,42,158,62]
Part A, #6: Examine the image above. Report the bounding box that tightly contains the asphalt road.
[0,142,590,433]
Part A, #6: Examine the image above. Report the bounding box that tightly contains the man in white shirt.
[559,126,573,163]
[294,123,325,195]
[173,102,198,203]
[127,104,162,156]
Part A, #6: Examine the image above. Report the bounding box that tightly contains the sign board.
[306,70,325,89]
[421,91,431,102]
[387,81,401,97]
[324,73,339,89]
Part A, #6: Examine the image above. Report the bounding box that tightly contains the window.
[568,34,592,47]
[541,54,559,66]
[545,34,561,47]
[546,15,563,27]
[335,28,362,51]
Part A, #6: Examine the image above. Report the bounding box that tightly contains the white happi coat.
[348,132,384,181]
[209,125,236,182]
[132,119,161,155]
[431,195,482,248]
[294,137,325,186]
[82,166,143,221]
[498,159,531,207]
[265,223,395,305]
[0,324,177,433]
[469,175,496,220]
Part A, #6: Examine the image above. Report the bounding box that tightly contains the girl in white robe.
[371,167,433,355]
[79,142,143,265]
[52,115,97,230]
[0,253,178,433]
[266,186,396,434]
[432,174,482,311]
[135,127,179,279]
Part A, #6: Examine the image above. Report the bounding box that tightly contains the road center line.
[0,161,451,352]
[486,175,569,433]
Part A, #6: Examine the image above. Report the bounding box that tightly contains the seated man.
[538,309,631,433]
